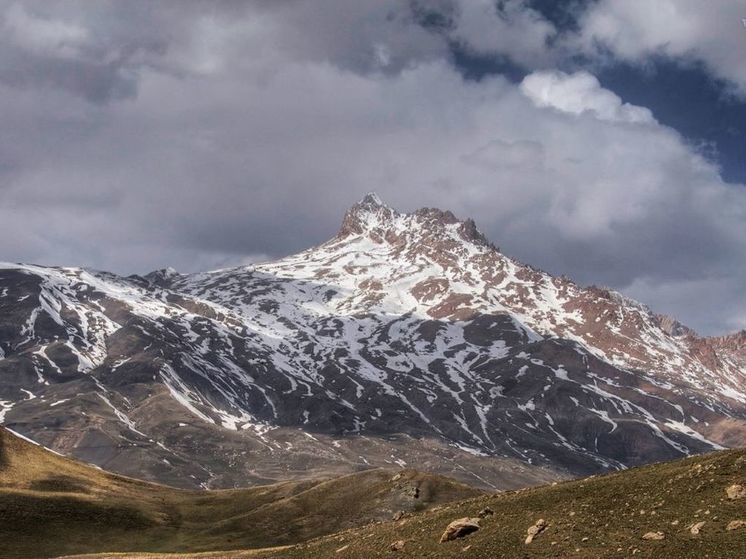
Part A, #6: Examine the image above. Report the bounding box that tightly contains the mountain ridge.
[0,194,744,489]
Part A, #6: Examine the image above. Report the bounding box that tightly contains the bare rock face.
[655,314,695,338]
[525,518,548,544]
[440,517,480,543]
[1,194,745,489]
[707,330,746,360]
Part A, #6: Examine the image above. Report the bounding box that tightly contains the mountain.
[0,194,744,489]
[0,427,481,559]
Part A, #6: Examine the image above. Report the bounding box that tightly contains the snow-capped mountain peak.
[338,193,491,250]
[0,199,744,490]
[338,192,401,238]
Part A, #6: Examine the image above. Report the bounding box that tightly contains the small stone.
[726,484,745,500]
[392,511,405,521]
[726,520,746,531]
[440,517,481,543]
[389,540,406,552]
[525,519,548,544]
[336,544,349,553]
[477,506,494,518]
[582,536,589,542]
[461,544,471,551]
[642,531,665,541]
[689,521,706,535]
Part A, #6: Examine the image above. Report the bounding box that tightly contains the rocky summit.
[0,194,745,489]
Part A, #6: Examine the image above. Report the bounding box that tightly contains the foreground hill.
[64,446,746,559]
[0,428,481,559]
[1,195,744,489]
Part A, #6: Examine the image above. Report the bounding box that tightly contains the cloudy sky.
[0,0,745,335]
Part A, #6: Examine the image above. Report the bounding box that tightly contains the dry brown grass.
[268,447,746,559]
[62,549,282,559]
[5,426,746,559]
[0,427,481,559]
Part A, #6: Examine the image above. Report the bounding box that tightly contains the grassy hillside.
[67,447,746,559]
[0,427,482,559]
[268,446,746,559]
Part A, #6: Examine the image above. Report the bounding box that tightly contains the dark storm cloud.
[0,2,166,102]
[0,0,744,334]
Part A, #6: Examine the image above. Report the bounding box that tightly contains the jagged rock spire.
[338,192,398,237]
[338,193,493,249]
[358,192,386,208]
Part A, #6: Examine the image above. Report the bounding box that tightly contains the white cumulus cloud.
[520,70,655,123]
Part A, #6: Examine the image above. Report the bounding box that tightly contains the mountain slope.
[0,427,482,559]
[271,448,746,559]
[0,194,744,488]
[64,447,746,559]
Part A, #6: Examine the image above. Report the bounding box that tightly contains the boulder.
[726,520,746,531]
[440,517,481,543]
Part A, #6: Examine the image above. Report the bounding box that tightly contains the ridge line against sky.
[0,0,744,334]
